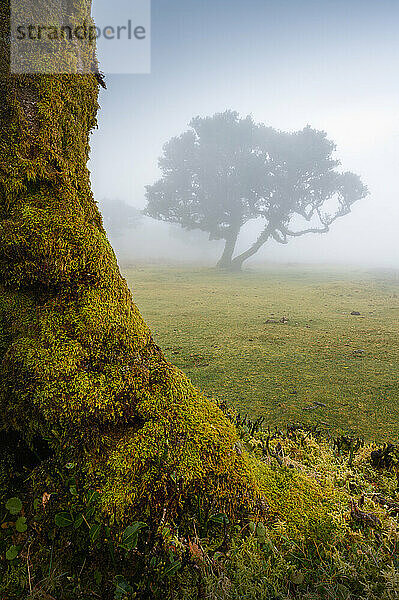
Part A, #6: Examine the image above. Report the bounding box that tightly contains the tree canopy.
[145,111,368,269]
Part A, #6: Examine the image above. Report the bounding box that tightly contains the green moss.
[0,5,259,528]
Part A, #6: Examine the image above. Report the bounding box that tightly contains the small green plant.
[114,574,135,599]
[2,496,25,564]
[5,497,23,515]
[119,522,147,552]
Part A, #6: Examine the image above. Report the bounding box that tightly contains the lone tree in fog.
[145,111,368,270]
[146,111,267,268]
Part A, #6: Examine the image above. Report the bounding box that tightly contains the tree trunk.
[216,228,239,269]
[230,228,271,271]
[0,0,257,525]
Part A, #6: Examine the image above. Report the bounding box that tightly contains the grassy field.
[123,263,399,441]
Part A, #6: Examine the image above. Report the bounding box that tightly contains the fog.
[90,0,399,269]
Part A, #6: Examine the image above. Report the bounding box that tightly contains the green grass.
[123,263,399,441]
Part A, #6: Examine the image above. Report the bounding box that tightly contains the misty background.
[89,0,399,269]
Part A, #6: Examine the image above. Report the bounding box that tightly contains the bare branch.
[281,224,329,237]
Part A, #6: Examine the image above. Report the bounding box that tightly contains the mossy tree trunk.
[0,0,257,525]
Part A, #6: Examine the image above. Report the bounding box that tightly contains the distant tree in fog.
[99,198,142,238]
[145,111,267,267]
[145,111,368,270]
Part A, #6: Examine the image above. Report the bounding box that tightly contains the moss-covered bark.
[0,0,258,524]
